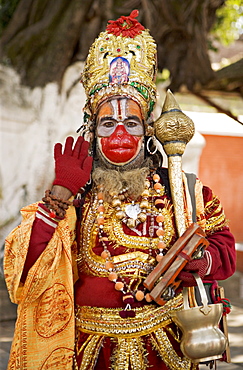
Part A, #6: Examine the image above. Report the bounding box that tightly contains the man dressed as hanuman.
[4,10,235,370]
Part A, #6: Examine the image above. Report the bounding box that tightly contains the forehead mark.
[117,100,122,120]
[110,99,127,121]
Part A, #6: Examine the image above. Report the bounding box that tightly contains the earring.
[146,136,157,155]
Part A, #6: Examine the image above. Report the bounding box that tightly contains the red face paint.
[96,98,144,165]
[100,124,142,163]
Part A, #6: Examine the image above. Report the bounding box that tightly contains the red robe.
[18,174,236,370]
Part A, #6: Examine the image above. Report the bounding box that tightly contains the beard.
[92,148,151,203]
[91,138,162,202]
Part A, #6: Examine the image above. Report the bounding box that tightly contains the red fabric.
[205,227,236,280]
[201,185,236,281]
[178,255,209,286]
[21,211,56,282]
[53,136,93,195]
[202,185,213,201]
[75,274,146,309]
[38,202,64,221]
[75,274,123,308]
[75,323,194,370]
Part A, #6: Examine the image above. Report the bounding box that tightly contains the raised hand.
[53,136,93,195]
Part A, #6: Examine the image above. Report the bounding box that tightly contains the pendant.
[125,203,141,220]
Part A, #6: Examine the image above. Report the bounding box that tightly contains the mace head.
[154,90,195,156]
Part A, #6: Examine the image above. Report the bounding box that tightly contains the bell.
[141,189,150,197]
[112,198,122,207]
[172,302,227,362]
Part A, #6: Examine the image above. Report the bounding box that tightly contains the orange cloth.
[4,203,78,370]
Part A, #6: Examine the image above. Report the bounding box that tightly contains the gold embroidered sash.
[75,296,198,370]
[75,295,183,338]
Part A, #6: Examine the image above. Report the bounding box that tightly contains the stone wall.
[0,62,86,265]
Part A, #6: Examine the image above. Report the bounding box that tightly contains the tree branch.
[192,91,243,125]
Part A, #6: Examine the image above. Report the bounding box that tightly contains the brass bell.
[112,198,122,208]
[141,189,150,197]
[140,199,149,209]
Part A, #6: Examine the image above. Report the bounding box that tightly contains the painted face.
[96,98,144,165]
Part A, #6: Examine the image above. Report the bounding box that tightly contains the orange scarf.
[4,203,78,369]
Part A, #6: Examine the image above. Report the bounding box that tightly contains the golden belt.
[75,294,183,338]
[74,295,197,370]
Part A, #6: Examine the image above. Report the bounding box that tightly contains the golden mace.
[154,90,195,236]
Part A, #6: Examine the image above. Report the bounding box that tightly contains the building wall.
[198,134,243,243]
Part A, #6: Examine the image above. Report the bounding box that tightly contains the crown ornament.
[81,10,157,128]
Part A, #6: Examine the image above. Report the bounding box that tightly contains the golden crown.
[81,10,157,122]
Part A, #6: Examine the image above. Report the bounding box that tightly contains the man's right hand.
[52,136,93,197]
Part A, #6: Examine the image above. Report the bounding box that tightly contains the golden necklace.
[95,172,169,317]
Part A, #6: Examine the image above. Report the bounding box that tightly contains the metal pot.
[171,274,227,363]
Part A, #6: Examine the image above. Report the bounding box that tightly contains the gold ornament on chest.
[109,177,153,229]
[87,172,176,317]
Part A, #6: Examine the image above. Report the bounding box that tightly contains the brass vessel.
[171,274,227,362]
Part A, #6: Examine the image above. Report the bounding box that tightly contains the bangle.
[42,190,72,218]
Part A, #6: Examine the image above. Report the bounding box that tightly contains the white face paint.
[96,98,144,138]
[110,98,127,121]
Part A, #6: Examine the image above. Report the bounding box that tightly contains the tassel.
[215,297,232,315]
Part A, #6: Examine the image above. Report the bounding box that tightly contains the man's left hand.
[178,254,209,286]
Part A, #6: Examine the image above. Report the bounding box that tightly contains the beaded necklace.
[95,172,167,317]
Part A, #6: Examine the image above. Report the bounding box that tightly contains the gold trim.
[104,201,174,249]
[206,218,228,233]
[75,295,183,339]
[112,250,154,264]
[78,192,175,278]
[77,334,104,370]
[205,195,227,232]
[78,193,175,277]
[112,337,147,370]
[74,296,197,370]
[150,328,193,370]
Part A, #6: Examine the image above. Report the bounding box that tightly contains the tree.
[0,0,242,101]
